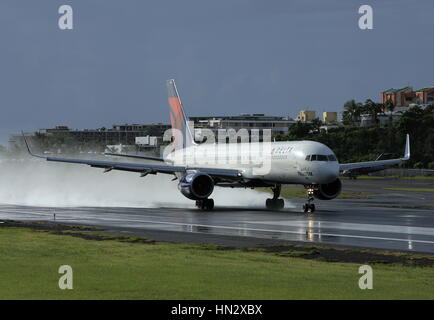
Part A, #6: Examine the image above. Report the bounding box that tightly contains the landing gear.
[303,185,316,213]
[195,198,214,210]
[266,198,284,210]
[266,185,285,210]
[303,203,315,213]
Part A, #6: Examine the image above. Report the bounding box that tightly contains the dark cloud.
[0,0,433,144]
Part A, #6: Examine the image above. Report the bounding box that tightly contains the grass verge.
[384,187,434,193]
[0,221,433,299]
[353,175,434,180]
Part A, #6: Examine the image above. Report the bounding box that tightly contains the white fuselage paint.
[167,140,340,185]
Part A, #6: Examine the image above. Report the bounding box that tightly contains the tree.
[385,99,395,113]
[310,118,323,133]
[363,99,383,124]
[384,99,395,125]
[286,121,313,139]
[343,100,362,125]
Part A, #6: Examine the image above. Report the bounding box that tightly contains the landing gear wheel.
[265,184,284,210]
[266,198,284,210]
[204,198,214,210]
[266,199,272,209]
[303,203,315,213]
[196,199,214,211]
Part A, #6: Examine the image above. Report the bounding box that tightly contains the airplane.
[23,79,410,213]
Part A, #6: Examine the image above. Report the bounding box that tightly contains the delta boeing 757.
[23,79,410,213]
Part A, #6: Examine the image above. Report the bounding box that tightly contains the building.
[190,114,295,141]
[10,123,171,153]
[135,136,158,147]
[38,123,170,146]
[360,113,401,127]
[381,86,416,108]
[322,112,337,123]
[415,87,434,105]
[381,85,434,109]
[296,110,316,122]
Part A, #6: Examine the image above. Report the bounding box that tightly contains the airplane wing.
[340,134,410,174]
[104,152,166,162]
[23,135,242,180]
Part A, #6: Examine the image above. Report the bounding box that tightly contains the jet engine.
[178,173,214,200]
[313,178,342,200]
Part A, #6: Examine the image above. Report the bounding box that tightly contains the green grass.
[421,206,434,210]
[351,175,393,180]
[400,176,434,180]
[384,187,434,193]
[355,175,434,180]
[0,227,433,299]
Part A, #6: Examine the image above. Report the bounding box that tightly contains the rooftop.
[416,86,434,92]
[190,114,289,121]
[383,86,413,94]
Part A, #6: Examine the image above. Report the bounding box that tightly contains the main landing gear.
[196,198,214,210]
[266,185,285,210]
[303,185,316,213]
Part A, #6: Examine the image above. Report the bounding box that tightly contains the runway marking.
[50,216,434,246]
[245,220,434,236]
[2,208,434,247]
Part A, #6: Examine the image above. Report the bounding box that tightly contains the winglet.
[402,134,410,161]
[21,131,45,159]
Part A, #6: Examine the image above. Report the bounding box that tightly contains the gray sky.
[0,0,433,144]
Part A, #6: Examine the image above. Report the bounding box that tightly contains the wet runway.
[0,179,433,253]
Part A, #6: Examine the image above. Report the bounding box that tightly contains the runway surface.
[0,178,433,253]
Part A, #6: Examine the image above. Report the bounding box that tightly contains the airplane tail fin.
[166,79,195,150]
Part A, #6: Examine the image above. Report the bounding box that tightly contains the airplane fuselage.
[167,140,340,186]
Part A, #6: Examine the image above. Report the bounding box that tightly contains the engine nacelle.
[313,178,342,200]
[178,173,214,200]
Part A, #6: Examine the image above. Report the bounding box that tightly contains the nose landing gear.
[266,184,285,210]
[303,185,316,213]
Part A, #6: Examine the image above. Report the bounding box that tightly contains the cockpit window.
[305,154,337,161]
[316,155,328,161]
[328,154,337,161]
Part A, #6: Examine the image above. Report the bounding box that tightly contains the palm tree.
[385,99,395,124]
[364,99,382,125]
[343,100,362,125]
